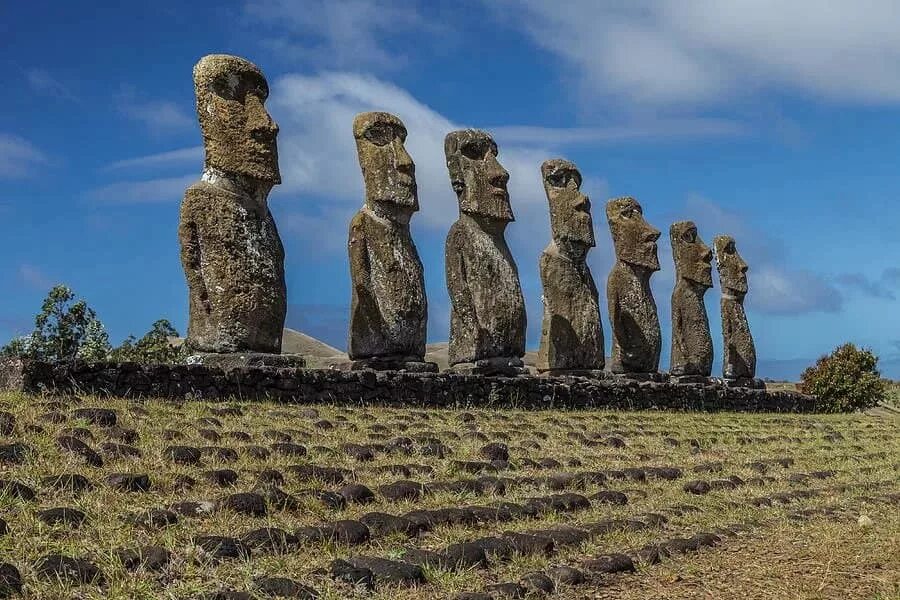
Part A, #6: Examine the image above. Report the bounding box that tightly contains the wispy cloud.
[18,264,53,290]
[835,269,900,300]
[489,118,748,146]
[105,146,202,171]
[0,133,47,178]
[243,0,431,69]
[87,175,195,204]
[497,0,900,109]
[680,195,843,315]
[24,68,77,101]
[117,87,194,133]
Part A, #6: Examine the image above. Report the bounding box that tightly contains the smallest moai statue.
[669,221,713,382]
[714,235,762,388]
[536,159,605,376]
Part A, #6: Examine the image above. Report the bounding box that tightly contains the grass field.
[0,391,897,599]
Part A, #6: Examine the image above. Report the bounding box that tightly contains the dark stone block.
[116,545,171,571]
[106,473,151,492]
[34,554,104,584]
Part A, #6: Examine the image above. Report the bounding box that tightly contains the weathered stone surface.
[0,359,816,411]
[444,130,526,373]
[536,159,604,373]
[186,353,305,369]
[348,112,434,373]
[180,54,286,354]
[670,221,714,377]
[714,235,757,382]
[606,197,661,375]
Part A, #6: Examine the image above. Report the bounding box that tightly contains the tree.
[799,343,886,412]
[78,318,111,361]
[110,319,183,364]
[0,285,109,362]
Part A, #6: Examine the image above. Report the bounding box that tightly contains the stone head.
[542,159,594,249]
[671,221,713,287]
[193,54,280,184]
[444,129,513,222]
[605,197,660,271]
[714,235,749,294]
[353,112,418,217]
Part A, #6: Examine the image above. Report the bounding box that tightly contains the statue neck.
[461,211,507,235]
[722,289,746,302]
[616,260,652,279]
[366,202,412,225]
[202,167,272,208]
[551,238,589,263]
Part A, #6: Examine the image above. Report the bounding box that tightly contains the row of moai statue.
[178,54,758,386]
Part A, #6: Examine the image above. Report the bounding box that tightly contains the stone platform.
[0,358,817,413]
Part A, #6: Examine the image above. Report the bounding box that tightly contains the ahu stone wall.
[0,359,817,413]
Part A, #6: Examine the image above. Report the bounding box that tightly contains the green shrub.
[110,319,183,364]
[799,343,886,412]
[1,285,110,362]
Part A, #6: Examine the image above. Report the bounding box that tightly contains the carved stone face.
[714,235,749,294]
[671,221,713,287]
[445,129,513,222]
[606,197,660,270]
[193,54,280,184]
[542,159,594,249]
[353,112,418,215]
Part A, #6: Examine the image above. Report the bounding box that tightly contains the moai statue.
[606,197,663,379]
[669,221,713,382]
[444,130,526,375]
[536,159,604,376]
[179,54,301,368]
[347,112,436,372]
[714,235,761,388]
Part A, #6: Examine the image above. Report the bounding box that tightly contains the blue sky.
[2,0,900,378]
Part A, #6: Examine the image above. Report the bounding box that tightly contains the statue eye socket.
[547,172,567,187]
[461,141,486,160]
[364,124,394,146]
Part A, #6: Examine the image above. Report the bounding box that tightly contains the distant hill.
[281,328,343,357]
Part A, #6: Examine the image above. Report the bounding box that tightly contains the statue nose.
[489,166,509,188]
[246,95,278,138]
[645,227,661,242]
[394,141,414,173]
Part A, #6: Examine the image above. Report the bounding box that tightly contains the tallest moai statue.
[179,54,291,363]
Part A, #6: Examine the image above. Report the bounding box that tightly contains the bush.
[0,285,110,362]
[799,343,886,412]
[110,319,183,364]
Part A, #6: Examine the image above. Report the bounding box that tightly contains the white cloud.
[269,71,560,234]
[498,0,900,108]
[244,0,427,69]
[0,134,46,178]
[105,146,203,171]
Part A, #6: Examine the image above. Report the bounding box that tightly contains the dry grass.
[0,391,897,599]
